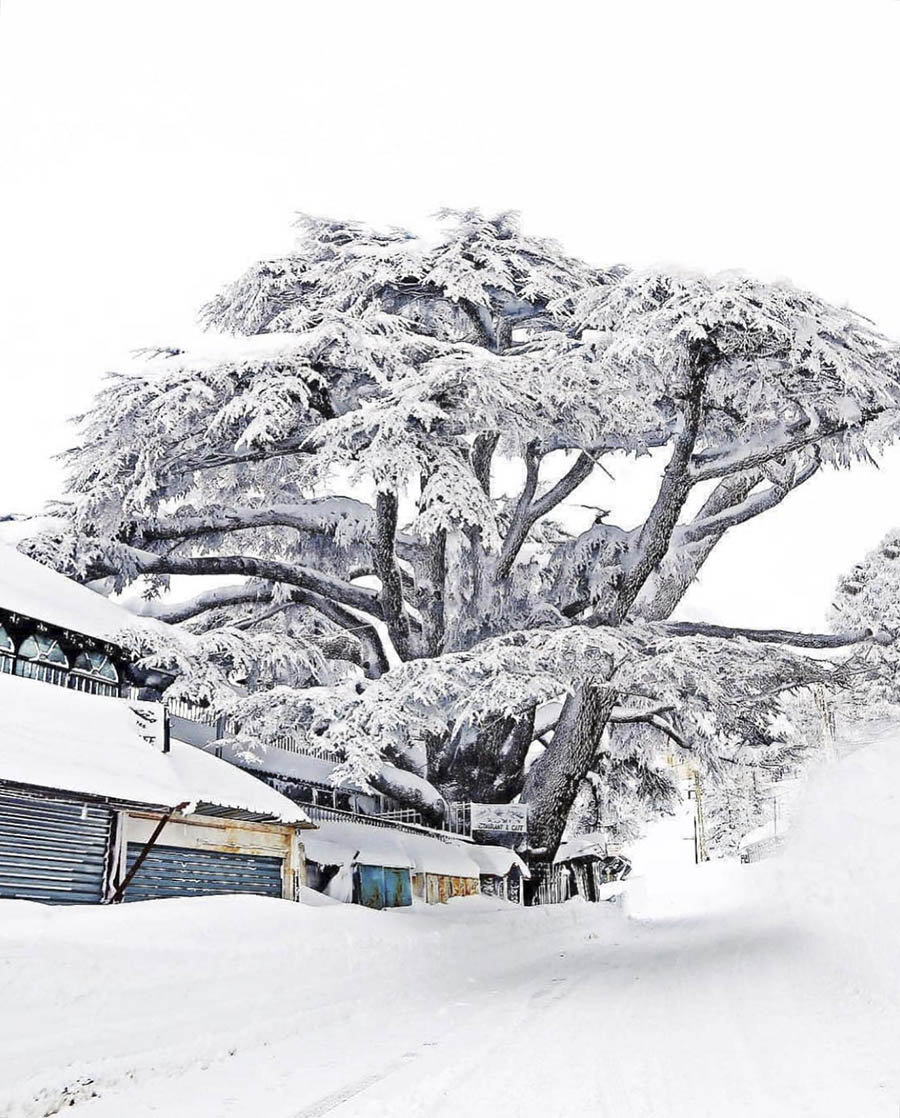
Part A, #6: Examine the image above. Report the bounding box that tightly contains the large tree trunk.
[430,709,536,804]
[520,666,616,861]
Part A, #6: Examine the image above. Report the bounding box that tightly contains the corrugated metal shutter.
[123,843,284,901]
[0,790,112,904]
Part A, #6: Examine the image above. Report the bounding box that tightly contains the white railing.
[159,697,342,763]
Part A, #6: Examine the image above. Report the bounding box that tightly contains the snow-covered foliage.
[27,209,900,854]
[828,529,900,713]
[119,621,333,709]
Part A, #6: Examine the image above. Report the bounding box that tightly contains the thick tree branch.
[634,460,820,622]
[88,546,392,621]
[662,620,888,649]
[131,584,275,624]
[289,589,391,677]
[595,341,713,624]
[680,458,820,545]
[136,498,420,563]
[497,448,595,580]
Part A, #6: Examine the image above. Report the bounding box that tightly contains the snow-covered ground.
[3,736,900,1118]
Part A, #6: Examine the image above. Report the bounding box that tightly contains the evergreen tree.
[24,210,900,859]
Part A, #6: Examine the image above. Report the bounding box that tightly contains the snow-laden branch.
[662,620,888,649]
[86,544,401,625]
[680,458,820,544]
[688,406,889,483]
[137,498,421,563]
[159,431,323,484]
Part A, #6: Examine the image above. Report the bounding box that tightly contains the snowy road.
[2,869,898,1118]
[4,741,900,1118]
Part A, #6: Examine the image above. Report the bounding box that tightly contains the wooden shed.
[465,844,530,904]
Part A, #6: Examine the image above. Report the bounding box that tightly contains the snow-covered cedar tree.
[22,210,900,860]
[829,529,900,720]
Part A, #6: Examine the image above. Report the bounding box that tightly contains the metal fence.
[301,802,472,842]
[158,698,342,763]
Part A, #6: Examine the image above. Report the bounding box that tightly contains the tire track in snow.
[291,1050,422,1118]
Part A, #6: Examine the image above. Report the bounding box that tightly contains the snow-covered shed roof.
[554,832,608,864]
[0,544,142,646]
[301,818,482,877]
[464,843,530,879]
[0,672,310,825]
[402,832,480,878]
[302,820,415,870]
[217,738,435,802]
[167,736,311,825]
[0,672,182,807]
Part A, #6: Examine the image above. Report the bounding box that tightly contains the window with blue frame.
[69,649,119,697]
[0,623,13,674]
[15,633,69,687]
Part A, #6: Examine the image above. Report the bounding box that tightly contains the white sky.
[2,0,900,632]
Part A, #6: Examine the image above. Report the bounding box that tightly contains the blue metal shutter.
[0,791,112,904]
[354,864,412,909]
[123,843,284,901]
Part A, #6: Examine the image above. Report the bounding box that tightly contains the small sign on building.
[470,802,528,834]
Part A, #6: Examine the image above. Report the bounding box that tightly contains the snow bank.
[0,891,616,1118]
[776,723,900,1002]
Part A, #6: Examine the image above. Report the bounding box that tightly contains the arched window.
[70,650,119,697]
[0,623,13,675]
[15,633,69,687]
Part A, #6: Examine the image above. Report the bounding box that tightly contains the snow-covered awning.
[0,673,310,826]
[0,545,150,646]
[168,737,310,825]
[402,833,480,878]
[465,843,531,879]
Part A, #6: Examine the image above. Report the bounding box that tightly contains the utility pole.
[693,770,710,863]
[814,685,837,762]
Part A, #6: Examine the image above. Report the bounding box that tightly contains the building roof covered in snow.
[302,819,415,869]
[301,818,484,877]
[0,544,144,646]
[554,832,608,864]
[167,734,311,824]
[464,843,530,879]
[215,737,441,810]
[0,672,310,825]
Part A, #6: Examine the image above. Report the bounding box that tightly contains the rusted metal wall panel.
[122,844,283,901]
[0,790,112,904]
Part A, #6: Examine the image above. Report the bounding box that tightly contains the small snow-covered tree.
[25,210,900,859]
